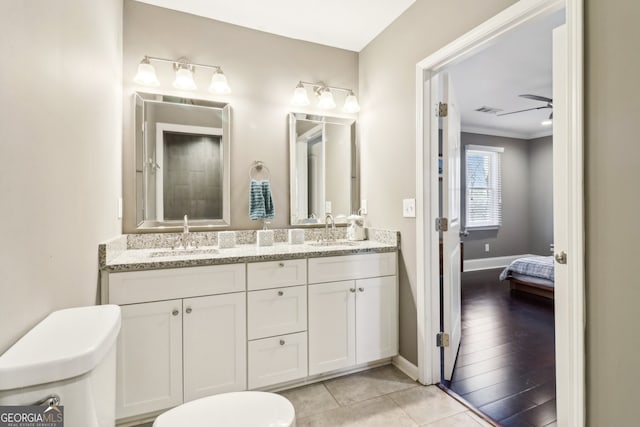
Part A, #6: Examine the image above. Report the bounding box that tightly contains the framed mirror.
[134,92,230,230]
[289,113,357,225]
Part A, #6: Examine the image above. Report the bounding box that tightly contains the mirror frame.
[288,113,358,226]
[133,92,231,231]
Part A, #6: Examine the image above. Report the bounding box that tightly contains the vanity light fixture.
[134,55,231,94]
[291,81,360,113]
[317,87,336,110]
[291,82,310,106]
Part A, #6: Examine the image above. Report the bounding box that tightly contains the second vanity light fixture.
[291,81,360,113]
[134,56,231,94]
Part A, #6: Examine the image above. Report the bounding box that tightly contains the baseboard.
[392,355,419,381]
[463,254,535,272]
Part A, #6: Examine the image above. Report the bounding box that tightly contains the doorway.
[415,0,584,426]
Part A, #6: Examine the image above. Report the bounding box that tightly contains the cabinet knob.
[278,290,284,296]
[349,288,356,293]
[279,339,285,346]
[278,262,285,267]
[172,310,179,316]
[186,307,192,314]
[358,287,365,292]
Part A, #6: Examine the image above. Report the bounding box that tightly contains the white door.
[355,276,398,364]
[308,281,356,375]
[183,292,246,401]
[552,23,571,426]
[116,300,183,419]
[440,72,462,381]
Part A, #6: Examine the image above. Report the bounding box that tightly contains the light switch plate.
[361,199,368,215]
[117,197,123,219]
[325,201,332,214]
[403,198,416,218]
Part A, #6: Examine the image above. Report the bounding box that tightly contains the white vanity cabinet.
[247,259,308,389]
[104,264,246,421]
[102,246,398,422]
[307,253,398,376]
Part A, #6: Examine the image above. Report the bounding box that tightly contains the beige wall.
[122,0,358,232]
[358,0,517,364]
[0,0,122,352]
[585,0,640,424]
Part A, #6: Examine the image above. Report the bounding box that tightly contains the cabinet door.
[183,293,246,402]
[308,281,356,375]
[355,276,398,364]
[116,300,183,419]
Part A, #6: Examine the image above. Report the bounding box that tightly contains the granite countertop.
[101,240,398,273]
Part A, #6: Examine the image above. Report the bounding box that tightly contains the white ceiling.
[135,0,416,52]
[448,10,565,139]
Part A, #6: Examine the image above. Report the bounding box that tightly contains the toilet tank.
[0,305,121,427]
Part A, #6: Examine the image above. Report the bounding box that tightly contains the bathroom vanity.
[99,231,399,424]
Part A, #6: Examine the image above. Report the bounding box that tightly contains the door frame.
[414,0,584,425]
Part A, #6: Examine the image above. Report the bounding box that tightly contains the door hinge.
[436,102,448,117]
[435,217,448,232]
[436,332,450,347]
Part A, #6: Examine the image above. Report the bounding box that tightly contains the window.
[465,145,503,229]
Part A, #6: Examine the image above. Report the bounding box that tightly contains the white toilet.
[0,305,121,427]
[153,391,296,427]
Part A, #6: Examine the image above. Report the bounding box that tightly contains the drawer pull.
[172,309,179,316]
[358,287,365,292]
[278,262,285,267]
[277,290,284,296]
[349,288,356,293]
[185,307,192,314]
[279,339,285,346]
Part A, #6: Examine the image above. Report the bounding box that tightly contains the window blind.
[465,145,503,228]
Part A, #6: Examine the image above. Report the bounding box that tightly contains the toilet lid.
[153,392,295,427]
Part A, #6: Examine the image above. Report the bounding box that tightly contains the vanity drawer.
[308,252,397,284]
[247,259,307,291]
[248,285,307,340]
[248,332,308,389]
[107,264,246,305]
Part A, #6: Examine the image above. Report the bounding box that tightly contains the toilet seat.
[153,391,295,427]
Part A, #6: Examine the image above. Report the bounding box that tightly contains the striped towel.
[249,179,275,220]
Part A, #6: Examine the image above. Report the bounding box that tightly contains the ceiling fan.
[497,94,553,119]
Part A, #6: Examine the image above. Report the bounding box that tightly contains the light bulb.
[209,69,231,94]
[173,67,196,90]
[541,119,553,126]
[291,83,310,106]
[317,88,336,109]
[342,92,360,113]
[133,58,159,86]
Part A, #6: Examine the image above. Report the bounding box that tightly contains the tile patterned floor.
[133,365,493,426]
[279,365,494,426]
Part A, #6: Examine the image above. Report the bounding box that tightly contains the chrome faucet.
[179,214,193,249]
[324,213,335,242]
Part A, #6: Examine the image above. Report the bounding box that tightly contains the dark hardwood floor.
[442,268,556,427]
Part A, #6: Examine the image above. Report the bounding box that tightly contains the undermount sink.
[306,241,359,247]
[149,248,219,258]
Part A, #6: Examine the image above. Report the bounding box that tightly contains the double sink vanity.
[105,92,400,424]
[100,229,399,424]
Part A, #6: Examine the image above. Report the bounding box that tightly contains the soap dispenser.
[347,210,366,241]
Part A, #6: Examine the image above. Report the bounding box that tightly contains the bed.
[499,256,555,299]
